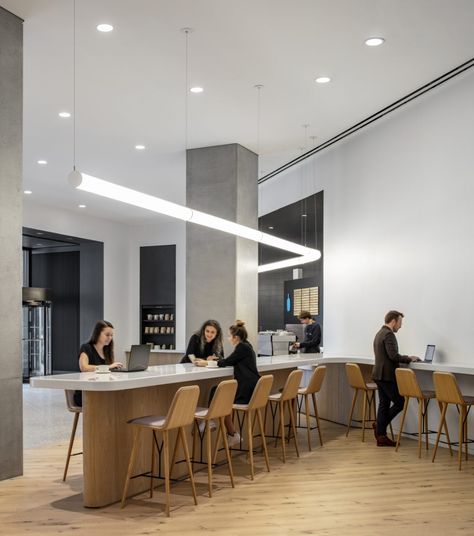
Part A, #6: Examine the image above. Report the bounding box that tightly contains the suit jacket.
[372,325,411,382]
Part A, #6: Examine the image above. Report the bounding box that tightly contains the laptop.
[110,344,151,372]
[418,344,435,364]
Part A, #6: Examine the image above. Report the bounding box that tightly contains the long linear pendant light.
[68,171,321,272]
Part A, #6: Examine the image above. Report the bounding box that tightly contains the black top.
[299,322,321,353]
[74,343,107,407]
[78,342,106,368]
[181,333,224,363]
[217,341,260,404]
[373,325,411,382]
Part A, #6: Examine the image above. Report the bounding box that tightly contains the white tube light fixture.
[68,170,321,272]
[257,253,320,273]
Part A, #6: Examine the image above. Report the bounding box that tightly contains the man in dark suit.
[373,310,419,447]
[293,310,322,353]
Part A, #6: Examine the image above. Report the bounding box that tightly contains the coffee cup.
[207,360,218,368]
[97,364,109,373]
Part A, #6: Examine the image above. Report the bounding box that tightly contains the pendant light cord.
[184,28,189,151]
[303,124,309,150]
[73,0,76,170]
[255,85,263,155]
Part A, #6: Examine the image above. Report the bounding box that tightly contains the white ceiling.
[3,0,474,223]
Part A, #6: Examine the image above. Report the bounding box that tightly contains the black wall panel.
[31,251,80,372]
[140,245,176,306]
[258,191,324,334]
[80,242,104,343]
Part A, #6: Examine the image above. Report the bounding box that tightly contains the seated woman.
[181,319,224,363]
[73,320,123,406]
[195,320,260,446]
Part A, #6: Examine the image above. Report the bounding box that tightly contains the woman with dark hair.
[74,320,123,406]
[78,320,122,371]
[181,319,224,363]
[195,320,260,446]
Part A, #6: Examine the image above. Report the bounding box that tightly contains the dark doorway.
[22,228,104,374]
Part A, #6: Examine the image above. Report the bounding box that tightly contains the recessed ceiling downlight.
[135,144,146,150]
[190,87,204,93]
[58,112,71,118]
[315,76,331,84]
[365,37,385,47]
[97,23,114,32]
[78,204,86,208]
[37,160,47,165]
[24,190,32,195]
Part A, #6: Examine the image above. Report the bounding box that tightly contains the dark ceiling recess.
[23,227,88,250]
[259,58,474,185]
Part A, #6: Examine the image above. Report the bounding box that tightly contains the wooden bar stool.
[394,368,451,457]
[63,390,82,481]
[297,365,326,450]
[268,369,303,462]
[193,379,238,497]
[345,363,378,442]
[232,374,273,480]
[432,372,474,470]
[121,385,200,516]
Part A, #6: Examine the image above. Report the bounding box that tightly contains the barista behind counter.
[293,310,321,353]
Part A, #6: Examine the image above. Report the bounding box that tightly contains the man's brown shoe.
[377,435,396,447]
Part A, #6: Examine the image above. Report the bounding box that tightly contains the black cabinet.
[141,305,175,349]
[140,245,176,306]
[140,245,176,348]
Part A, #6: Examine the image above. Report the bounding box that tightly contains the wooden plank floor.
[1,421,474,535]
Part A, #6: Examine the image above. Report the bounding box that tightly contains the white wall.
[259,69,474,364]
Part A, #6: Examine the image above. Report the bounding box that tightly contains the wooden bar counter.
[31,355,320,508]
[33,353,474,508]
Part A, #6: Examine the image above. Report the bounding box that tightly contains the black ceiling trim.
[258,58,474,185]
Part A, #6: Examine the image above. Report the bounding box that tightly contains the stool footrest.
[130,471,186,484]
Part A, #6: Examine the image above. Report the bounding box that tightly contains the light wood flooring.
[1,421,474,536]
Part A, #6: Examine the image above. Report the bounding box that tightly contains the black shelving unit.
[141,305,176,349]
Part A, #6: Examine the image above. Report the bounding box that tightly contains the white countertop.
[30,353,474,392]
[319,354,474,376]
[30,355,322,392]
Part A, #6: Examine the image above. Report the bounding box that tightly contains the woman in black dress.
[195,320,260,446]
[181,319,224,363]
[74,320,123,406]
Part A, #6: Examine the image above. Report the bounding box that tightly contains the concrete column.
[186,144,258,352]
[0,7,23,480]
